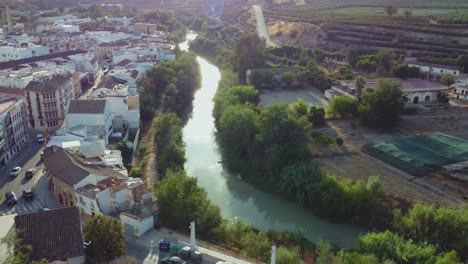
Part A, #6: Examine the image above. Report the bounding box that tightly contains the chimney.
[6,5,12,33]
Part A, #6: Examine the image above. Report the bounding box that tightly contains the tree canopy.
[154,169,222,234]
[235,33,266,81]
[83,215,126,263]
[328,96,358,118]
[359,80,405,129]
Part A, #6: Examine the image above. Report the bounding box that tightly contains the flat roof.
[0,96,18,114]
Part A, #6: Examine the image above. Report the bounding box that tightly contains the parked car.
[22,188,34,199]
[5,192,17,205]
[25,168,37,179]
[10,166,21,177]
[40,151,44,160]
[36,134,45,143]
[159,256,186,264]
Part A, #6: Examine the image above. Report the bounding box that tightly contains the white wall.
[0,46,49,62]
[106,96,140,129]
[409,64,460,76]
[120,213,154,238]
[0,74,33,89]
[66,103,112,139]
[96,189,113,214]
[76,192,101,216]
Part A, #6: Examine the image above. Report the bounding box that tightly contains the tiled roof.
[0,50,87,70]
[44,147,126,186]
[24,73,72,93]
[0,86,25,96]
[116,59,131,67]
[67,99,107,114]
[14,207,84,262]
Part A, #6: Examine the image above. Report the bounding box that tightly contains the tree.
[440,74,455,88]
[249,71,264,90]
[316,242,339,264]
[359,80,405,129]
[235,33,266,81]
[219,105,258,174]
[83,215,126,263]
[291,99,309,117]
[392,204,468,260]
[391,64,420,79]
[308,106,326,127]
[154,170,222,234]
[404,8,412,18]
[355,56,378,73]
[277,246,304,264]
[282,71,295,88]
[384,5,399,17]
[328,96,358,118]
[357,231,446,264]
[376,49,398,73]
[355,76,366,99]
[240,231,271,262]
[456,55,468,73]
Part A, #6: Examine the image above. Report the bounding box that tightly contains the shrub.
[336,137,344,146]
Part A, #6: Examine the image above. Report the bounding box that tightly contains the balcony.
[43,108,58,112]
[42,97,57,103]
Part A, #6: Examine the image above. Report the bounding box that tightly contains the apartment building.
[0,96,28,168]
[24,72,81,130]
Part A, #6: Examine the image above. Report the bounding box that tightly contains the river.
[180,34,365,247]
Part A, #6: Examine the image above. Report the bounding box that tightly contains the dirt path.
[133,95,165,187]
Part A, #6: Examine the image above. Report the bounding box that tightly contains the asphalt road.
[253,5,277,48]
[0,130,61,215]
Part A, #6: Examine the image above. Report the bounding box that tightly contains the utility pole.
[190,221,196,251]
[271,245,276,264]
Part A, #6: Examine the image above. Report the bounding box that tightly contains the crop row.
[325,35,468,56]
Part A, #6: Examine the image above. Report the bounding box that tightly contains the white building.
[325,78,449,104]
[0,96,28,168]
[0,45,49,62]
[66,100,113,144]
[90,85,140,130]
[451,80,468,101]
[407,60,460,81]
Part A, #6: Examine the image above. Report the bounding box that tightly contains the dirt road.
[253,5,278,47]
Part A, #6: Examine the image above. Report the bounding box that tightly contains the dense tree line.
[139,51,200,119]
[154,113,186,176]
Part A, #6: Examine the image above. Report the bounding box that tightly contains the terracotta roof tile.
[14,207,84,262]
[67,99,107,114]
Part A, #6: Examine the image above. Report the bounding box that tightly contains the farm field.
[263,1,468,57]
[300,0,468,9]
[313,106,468,205]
